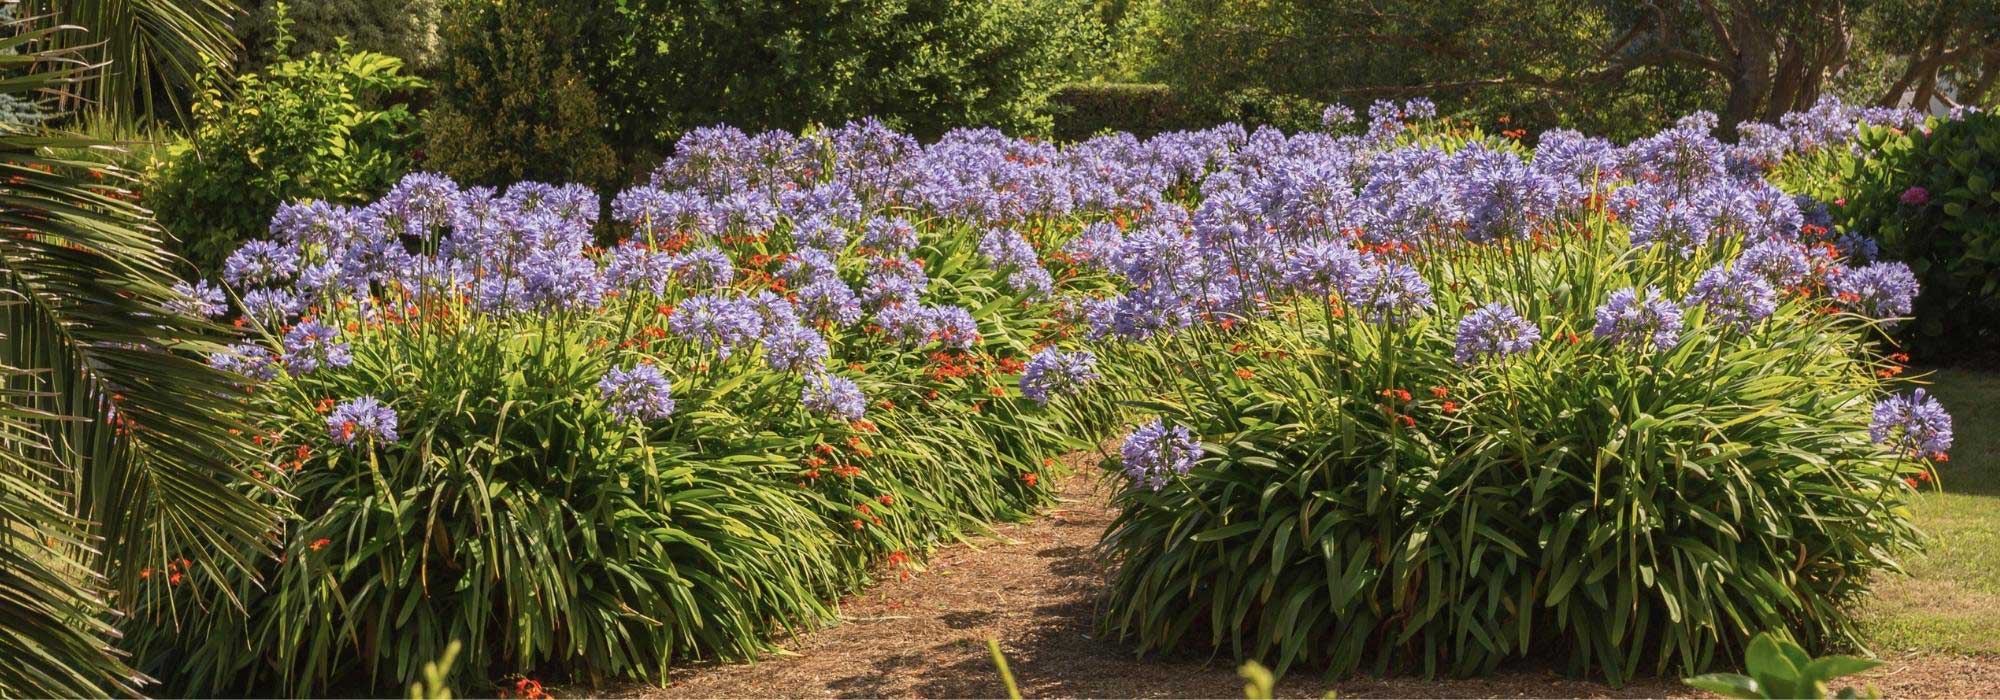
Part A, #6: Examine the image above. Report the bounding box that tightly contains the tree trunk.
[1720,13,1775,128]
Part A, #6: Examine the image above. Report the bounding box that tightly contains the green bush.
[1047,82,1203,140]
[126,175,1119,695]
[1685,632,1880,699]
[1093,175,1924,683]
[1779,114,2000,361]
[145,48,423,273]
[233,0,445,75]
[419,1,624,190]
[580,0,1106,142]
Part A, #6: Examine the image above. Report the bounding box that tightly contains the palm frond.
[15,0,241,125]
[0,23,276,699]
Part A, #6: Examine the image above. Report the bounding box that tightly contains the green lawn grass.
[1859,367,2000,655]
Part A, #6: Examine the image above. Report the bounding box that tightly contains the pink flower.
[1900,186,1930,206]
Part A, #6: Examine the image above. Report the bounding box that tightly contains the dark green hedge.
[1047,82,1335,141]
[1046,82,1208,140]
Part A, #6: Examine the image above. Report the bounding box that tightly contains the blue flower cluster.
[1592,288,1686,351]
[326,396,398,447]
[1453,303,1539,365]
[1870,389,1954,457]
[1019,348,1099,406]
[599,364,676,423]
[1120,419,1202,491]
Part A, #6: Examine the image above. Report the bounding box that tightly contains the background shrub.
[1047,82,1201,140]
[144,48,423,273]
[578,0,1107,144]
[233,0,445,75]
[418,1,624,190]
[1780,114,2000,362]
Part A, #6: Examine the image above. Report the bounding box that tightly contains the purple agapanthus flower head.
[1006,266,1055,299]
[224,240,300,288]
[1870,388,1953,457]
[1685,266,1777,332]
[599,363,676,422]
[796,276,863,326]
[607,242,677,296]
[1321,103,1357,129]
[208,342,280,382]
[167,280,228,319]
[791,216,849,251]
[1019,348,1099,406]
[326,396,398,447]
[1344,262,1433,323]
[801,374,866,422]
[1738,240,1812,288]
[1453,303,1540,365]
[1120,419,1201,491]
[925,305,981,350]
[860,216,918,253]
[1830,261,1919,321]
[979,227,1040,270]
[241,287,303,327]
[1592,287,1685,351]
[862,256,928,308]
[762,322,830,373]
[1627,197,1711,257]
[282,320,352,374]
[780,248,841,286]
[1065,221,1125,267]
[673,247,736,289]
[669,294,765,358]
[1280,240,1367,297]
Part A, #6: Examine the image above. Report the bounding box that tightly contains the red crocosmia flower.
[1430,386,1449,398]
[1234,368,1255,380]
[310,538,331,551]
[851,519,865,530]
[877,494,894,506]
[1022,473,1039,487]
[1442,401,1460,414]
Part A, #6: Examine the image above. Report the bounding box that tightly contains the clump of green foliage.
[1093,131,1925,684]
[418,1,624,190]
[145,37,423,273]
[421,0,1107,183]
[1780,113,2000,361]
[1685,632,1881,699]
[232,0,445,75]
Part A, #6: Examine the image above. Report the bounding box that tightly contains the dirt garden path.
[622,453,2000,699]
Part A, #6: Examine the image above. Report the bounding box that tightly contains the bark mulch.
[611,454,2000,699]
